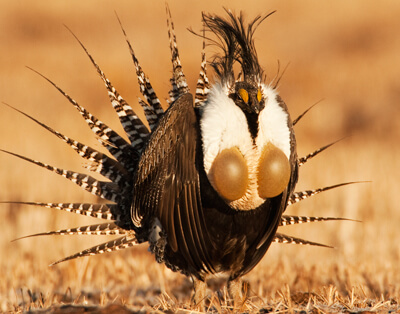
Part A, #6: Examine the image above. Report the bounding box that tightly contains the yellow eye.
[257,89,262,102]
[238,88,249,103]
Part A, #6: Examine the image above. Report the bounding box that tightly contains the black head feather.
[202,9,275,85]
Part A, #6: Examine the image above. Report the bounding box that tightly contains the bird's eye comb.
[238,88,249,103]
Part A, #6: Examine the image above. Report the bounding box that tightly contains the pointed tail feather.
[3,102,131,187]
[13,222,128,241]
[50,234,138,266]
[168,77,180,105]
[280,215,359,227]
[65,26,150,150]
[27,67,137,172]
[114,14,164,121]
[138,98,159,132]
[1,202,120,220]
[194,27,210,108]
[166,4,189,97]
[1,150,124,203]
[292,100,323,126]
[273,233,333,248]
[288,182,364,206]
[298,138,345,167]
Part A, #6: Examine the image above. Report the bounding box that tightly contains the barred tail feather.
[27,67,136,172]
[138,98,159,131]
[288,182,362,206]
[166,4,189,96]
[1,150,123,203]
[50,234,139,266]
[298,138,344,167]
[280,215,358,227]
[168,77,180,105]
[65,27,150,151]
[1,202,120,221]
[273,233,332,248]
[115,15,164,120]
[3,103,130,187]
[13,222,127,241]
[194,29,210,108]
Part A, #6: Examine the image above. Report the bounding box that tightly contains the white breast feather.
[257,84,291,159]
[200,83,291,210]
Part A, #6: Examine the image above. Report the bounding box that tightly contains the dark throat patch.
[244,112,259,141]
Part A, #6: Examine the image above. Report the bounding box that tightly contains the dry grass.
[1,1,399,312]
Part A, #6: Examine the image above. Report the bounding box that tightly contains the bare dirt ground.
[0,1,399,312]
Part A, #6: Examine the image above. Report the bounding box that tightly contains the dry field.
[1,1,399,312]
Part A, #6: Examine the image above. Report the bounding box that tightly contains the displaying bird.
[2,6,356,306]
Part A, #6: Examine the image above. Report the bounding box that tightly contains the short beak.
[251,102,260,114]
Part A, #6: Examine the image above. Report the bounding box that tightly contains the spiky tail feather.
[194,27,210,108]
[66,27,151,152]
[298,138,345,167]
[280,215,358,227]
[115,14,165,120]
[13,222,127,241]
[287,182,362,206]
[50,234,138,266]
[26,67,138,172]
[273,233,332,248]
[3,10,189,265]
[166,4,189,97]
[0,202,120,221]
[3,102,130,188]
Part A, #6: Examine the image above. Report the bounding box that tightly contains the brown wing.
[131,93,214,274]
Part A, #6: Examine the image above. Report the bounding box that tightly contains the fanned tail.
[3,103,130,188]
[27,67,137,172]
[65,26,150,152]
[2,13,183,265]
[1,150,124,204]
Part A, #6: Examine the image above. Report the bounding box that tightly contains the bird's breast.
[200,83,292,211]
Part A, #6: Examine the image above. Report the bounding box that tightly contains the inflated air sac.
[258,142,291,198]
[209,147,248,202]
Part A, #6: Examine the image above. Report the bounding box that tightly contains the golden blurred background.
[0,0,399,310]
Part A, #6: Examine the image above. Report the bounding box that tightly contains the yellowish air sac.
[258,143,291,198]
[209,147,248,202]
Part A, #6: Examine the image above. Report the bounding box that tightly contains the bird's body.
[129,12,299,286]
[2,6,355,306]
[133,90,296,282]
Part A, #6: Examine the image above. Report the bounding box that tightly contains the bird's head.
[229,81,265,115]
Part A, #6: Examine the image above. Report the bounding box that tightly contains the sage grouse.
[3,7,354,304]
